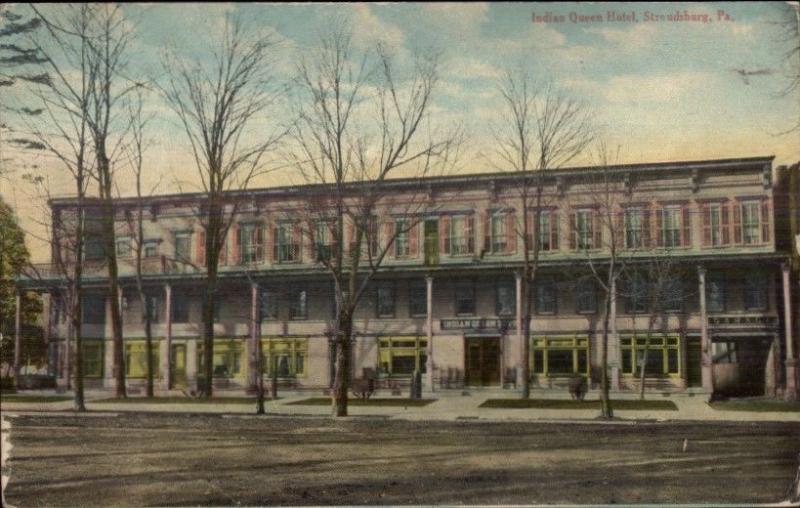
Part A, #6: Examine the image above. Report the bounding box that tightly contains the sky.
[2,2,799,262]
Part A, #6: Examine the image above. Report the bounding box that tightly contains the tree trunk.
[639,345,648,400]
[600,291,613,418]
[332,312,352,417]
[255,338,265,414]
[521,276,532,399]
[71,293,86,412]
[144,312,154,398]
[201,282,216,398]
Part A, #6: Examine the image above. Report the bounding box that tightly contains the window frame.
[260,288,279,321]
[575,278,597,314]
[660,206,682,248]
[706,273,726,313]
[620,334,681,378]
[408,280,427,318]
[740,200,761,245]
[289,289,308,320]
[376,284,396,318]
[378,336,428,377]
[261,337,308,378]
[575,209,593,250]
[454,280,476,316]
[495,279,516,317]
[530,335,590,377]
[743,272,768,311]
[82,294,106,325]
[174,230,192,262]
[490,211,508,254]
[275,222,300,263]
[535,276,557,315]
[171,292,190,323]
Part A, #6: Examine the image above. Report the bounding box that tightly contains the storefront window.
[378,336,427,377]
[530,336,589,377]
[261,337,307,377]
[620,335,680,377]
[82,341,104,378]
[124,341,160,378]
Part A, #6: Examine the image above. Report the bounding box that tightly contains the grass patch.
[92,396,278,404]
[1,395,73,403]
[709,399,800,412]
[286,397,436,407]
[480,398,678,411]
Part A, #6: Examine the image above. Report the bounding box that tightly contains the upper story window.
[625,273,648,314]
[448,215,474,256]
[143,294,159,323]
[744,272,768,311]
[454,280,476,316]
[740,201,761,245]
[707,273,725,313]
[624,208,646,249]
[660,206,682,248]
[376,285,395,318]
[239,222,263,264]
[174,231,191,262]
[409,280,427,317]
[289,289,307,320]
[394,218,410,258]
[84,236,105,261]
[260,288,279,320]
[490,212,508,253]
[575,209,594,250]
[537,210,559,252]
[275,222,300,263]
[576,278,597,314]
[82,294,106,324]
[314,220,336,262]
[660,278,684,313]
[496,279,515,317]
[172,293,190,323]
[143,240,159,258]
[703,203,729,247]
[535,277,556,314]
[115,237,131,258]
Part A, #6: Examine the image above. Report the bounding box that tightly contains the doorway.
[171,344,187,389]
[465,337,501,386]
[686,337,702,388]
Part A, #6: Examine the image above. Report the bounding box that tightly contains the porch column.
[249,282,260,392]
[609,278,620,390]
[515,271,523,389]
[426,275,434,391]
[783,262,798,400]
[161,283,172,390]
[698,266,713,393]
[14,291,22,379]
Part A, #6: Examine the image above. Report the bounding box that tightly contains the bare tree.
[288,25,461,417]
[493,71,593,399]
[161,16,282,398]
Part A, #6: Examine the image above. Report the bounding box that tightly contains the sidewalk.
[2,390,799,422]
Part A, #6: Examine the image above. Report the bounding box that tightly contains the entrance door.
[424,219,439,266]
[686,337,702,388]
[465,337,501,386]
[171,344,187,389]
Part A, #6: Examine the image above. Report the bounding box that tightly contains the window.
[394,219,410,258]
[315,221,334,262]
[625,208,645,249]
[289,289,307,320]
[144,241,159,258]
[576,278,596,314]
[174,231,191,262]
[491,212,507,253]
[741,201,760,245]
[82,341,104,378]
[115,237,131,258]
[275,222,300,263]
[530,336,589,377]
[84,236,105,261]
[198,340,243,378]
[260,288,279,320]
[143,294,159,323]
[575,210,593,250]
[706,274,725,313]
[496,279,515,316]
[625,274,648,314]
[449,215,472,255]
[660,207,681,248]
[124,342,160,379]
[213,298,222,323]
[620,335,680,377]
[261,338,307,377]
[744,273,768,310]
[713,341,738,364]
[171,293,190,323]
[536,210,558,251]
[535,277,556,314]
[378,336,427,377]
[409,280,427,317]
[660,278,683,313]
[376,285,395,318]
[82,294,106,324]
[707,204,724,246]
[239,222,263,264]
[454,280,475,316]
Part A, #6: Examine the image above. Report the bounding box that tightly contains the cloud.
[449,57,500,80]
[422,3,489,33]
[349,4,404,50]
[585,23,658,47]
[603,71,716,103]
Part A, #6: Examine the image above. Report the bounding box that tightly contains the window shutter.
[409,221,419,257]
[526,210,534,251]
[255,223,264,262]
[231,223,240,264]
[196,227,206,266]
[271,226,279,262]
[615,208,624,248]
[681,204,691,247]
[264,217,273,263]
[384,218,394,258]
[440,215,450,254]
[655,208,663,247]
[482,211,490,252]
[550,210,559,250]
[466,215,474,254]
[642,208,651,248]
[732,201,742,244]
[701,205,711,246]
[304,221,314,262]
[219,231,228,266]
[721,204,730,245]
[592,211,602,249]
[292,223,302,258]
[568,212,576,250]
[761,199,771,243]
[506,211,516,253]
[346,219,355,256]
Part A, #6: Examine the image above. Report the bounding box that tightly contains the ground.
[2,413,798,506]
